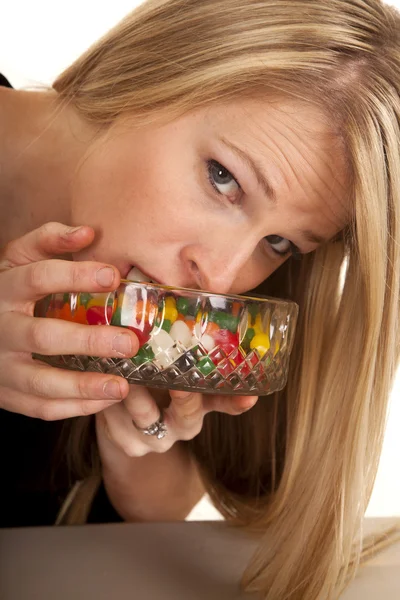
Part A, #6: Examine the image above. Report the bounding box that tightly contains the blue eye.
[265,235,301,260]
[207,160,240,197]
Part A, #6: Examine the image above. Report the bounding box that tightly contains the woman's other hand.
[0,222,139,420]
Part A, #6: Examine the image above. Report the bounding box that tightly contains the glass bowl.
[33,281,298,396]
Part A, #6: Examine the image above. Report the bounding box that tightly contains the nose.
[181,242,253,294]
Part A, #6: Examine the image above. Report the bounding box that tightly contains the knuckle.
[29,368,48,397]
[75,376,93,400]
[26,261,47,293]
[85,328,102,356]
[39,221,60,239]
[29,319,51,353]
[79,401,97,416]
[36,401,56,421]
[120,440,146,458]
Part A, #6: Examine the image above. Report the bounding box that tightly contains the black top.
[0,73,122,527]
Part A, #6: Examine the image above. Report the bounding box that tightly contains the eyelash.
[206,159,302,261]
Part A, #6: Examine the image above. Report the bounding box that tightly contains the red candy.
[86,305,113,326]
[213,329,239,355]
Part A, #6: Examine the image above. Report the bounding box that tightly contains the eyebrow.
[219,136,277,203]
[219,136,331,249]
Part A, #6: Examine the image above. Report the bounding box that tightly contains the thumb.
[0,222,95,269]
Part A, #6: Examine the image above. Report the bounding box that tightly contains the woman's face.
[71,97,349,294]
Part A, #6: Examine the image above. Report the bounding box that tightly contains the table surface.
[0,518,399,599]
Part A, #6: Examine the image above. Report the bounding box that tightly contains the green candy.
[132,345,155,366]
[197,356,216,376]
[244,328,255,343]
[80,292,94,308]
[176,297,189,315]
[161,319,172,333]
[62,292,70,305]
[209,311,239,333]
[248,303,259,320]
[111,306,122,326]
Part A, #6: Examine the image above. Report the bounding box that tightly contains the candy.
[149,329,175,354]
[169,320,192,346]
[39,289,276,384]
[86,305,113,325]
[197,356,216,376]
[163,297,178,323]
[176,297,189,315]
[250,333,270,358]
[132,344,155,366]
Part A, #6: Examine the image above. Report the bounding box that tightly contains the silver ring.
[133,412,167,440]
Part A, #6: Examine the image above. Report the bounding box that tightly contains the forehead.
[200,97,351,239]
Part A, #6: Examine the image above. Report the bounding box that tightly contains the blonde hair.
[52,1,400,598]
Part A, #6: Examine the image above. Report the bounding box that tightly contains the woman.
[1,0,399,598]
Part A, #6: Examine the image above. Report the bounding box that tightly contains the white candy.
[200,333,216,351]
[126,266,151,282]
[169,320,192,346]
[190,333,216,352]
[149,329,175,354]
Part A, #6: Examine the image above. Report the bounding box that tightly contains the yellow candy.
[164,297,178,323]
[86,294,110,309]
[253,313,264,335]
[250,333,270,358]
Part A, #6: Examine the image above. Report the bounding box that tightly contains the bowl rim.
[120,278,299,309]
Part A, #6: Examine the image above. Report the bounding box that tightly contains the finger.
[1,257,121,306]
[0,312,138,357]
[101,402,151,457]
[202,394,259,415]
[0,356,129,400]
[123,384,162,430]
[0,222,95,270]
[167,389,205,439]
[0,385,120,421]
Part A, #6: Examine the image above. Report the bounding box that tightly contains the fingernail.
[103,379,123,399]
[96,266,115,287]
[112,333,133,355]
[66,226,83,235]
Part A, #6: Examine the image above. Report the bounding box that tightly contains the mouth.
[125,265,164,286]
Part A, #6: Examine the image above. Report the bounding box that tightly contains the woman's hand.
[0,222,139,420]
[95,387,258,521]
[97,385,258,457]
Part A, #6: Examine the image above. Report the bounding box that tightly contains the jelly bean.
[164,297,178,323]
[79,292,94,308]
[253,314,264,334]
[210,311,239,333]
[161,319,172,333]
[126,326,150,347]
[176,297,189,315]
[199,333,215,352]
[197,356,216,376]
[242,327,255,349]
[86,305,113,326]
[149,329,175,354]
[232,301,241,317]
[248,303,259,320]
[169,320,192,346]
[250,333,270,358]
[132,344,155,366]
[71,305,88,324]
[205,321,220,336]
[213,329,239,354]
[58,303,73,321]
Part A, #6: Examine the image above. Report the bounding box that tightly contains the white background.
[0,1,398,519]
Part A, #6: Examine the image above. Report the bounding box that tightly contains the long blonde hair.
[52,1,400,598]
